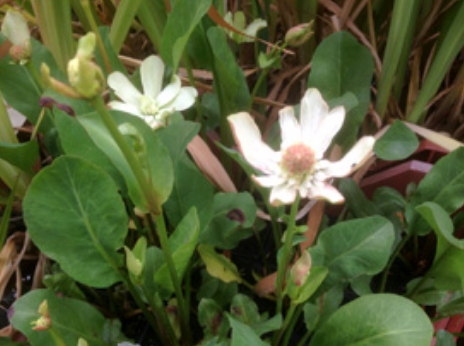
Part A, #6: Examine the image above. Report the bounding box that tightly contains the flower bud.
[285,22,314,47]
[77,338,89,346]
[1,10,31,63]
[41,63,82,99]
[124,246,143,277]
[67,33,106,99]
[290,251,312,286]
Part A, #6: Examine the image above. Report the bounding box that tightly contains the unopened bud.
[124,246,143,277]
[285,22,314,47]
[291,251,312,286]
[67,33,105,99]
[1,11,31,63]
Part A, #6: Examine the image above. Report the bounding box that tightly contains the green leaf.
[406,147,464,235]
[438,296,464,318]
[291,266,329,304]
[228,315,268,346]
[207,27,251,117]
[78,111,173,213]
[252,314,282,337]
[200,192,257,249]
[230,294,260,325]
[161,0,212,72]
[435,330,456,346]
[164,157,214,231]
[55,110,126,192]
[308,31,374,149]
[198,298,229,340]
[310,216,394,291]
[303,302,320,332]
[155,208,199,293]
[310,294,433,346]
[198,244,243,284]
[338,179,380,218]
[95,26,127,75]
[0,141,38,173]
[11,289,112,346]
[416,202,464,290]
[157,119,201,167]
[374,121,419,160]
[23,156,127,287]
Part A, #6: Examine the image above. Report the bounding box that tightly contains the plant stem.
[81,0,112,74]
[282,305,303,346]
[379,233,411,292]
[90,95,162,215]
[275,196,301,315]
[248,68,269,111]
[153,213,192,345]
[48,327,67,346]
[274,304,297,346]
[142,285,180,346]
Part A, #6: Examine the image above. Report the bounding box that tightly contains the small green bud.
[285,22,314,47]
[124,246,143,277]
[41,63,82,99]
[31,300,51,331]
[67,33,106,99]
[77,338,89,346]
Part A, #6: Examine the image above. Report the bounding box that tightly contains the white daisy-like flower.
[107,55,197,129]
[228,88,376,206]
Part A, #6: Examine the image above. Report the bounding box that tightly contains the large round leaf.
[10,289,112,346]
[23,156,128,287]
[310,294,433,346]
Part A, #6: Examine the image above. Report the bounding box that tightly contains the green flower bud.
[285,22,314,47]
[67,33,106,99]
[77,338,89,346]
[124,246,143,277]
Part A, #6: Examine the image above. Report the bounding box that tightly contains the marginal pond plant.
[1,1,464,345]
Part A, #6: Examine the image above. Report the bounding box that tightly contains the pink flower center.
[281,143,316,175]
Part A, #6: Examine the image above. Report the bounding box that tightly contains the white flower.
[228,88,375,206]
[108,55,197,129]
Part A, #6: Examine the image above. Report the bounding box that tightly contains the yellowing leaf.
[198,244,242,283]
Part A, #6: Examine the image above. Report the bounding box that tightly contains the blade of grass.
[109,0,144,53]
[375,0,421,120]
[30,0,75,72]
[137,0,167,52]
[70,0,101,32]
[407,1,464,123]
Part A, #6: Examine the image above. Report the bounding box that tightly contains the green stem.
[109,0,144,53]
[296,328,313,346]
[123,276,163,338]
[275,196,301,315]
[90,95,162,215]
[282,305,303,346]
[154,213,192,345]
[274,304,297,346]
[379,233,411,292]
[48,327,66,346]
[248,68,270,111]
[81,0,112,74]
[142,285,180,346]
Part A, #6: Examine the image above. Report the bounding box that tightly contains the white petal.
[145,117,164,130]
[253,174,286,188]
[141,55,164,99]
[1,11,30,46]
[108,72,142,106]
[157,75,181,107]
[300,88,329,144]
[164,87,197,112]
[308,184,345,203]
[109,101,144,118]
[270,184,298,206]
[325,136,376,177]
[312,106,345,157]
[228,112,280,174]
[279,107,301,149]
